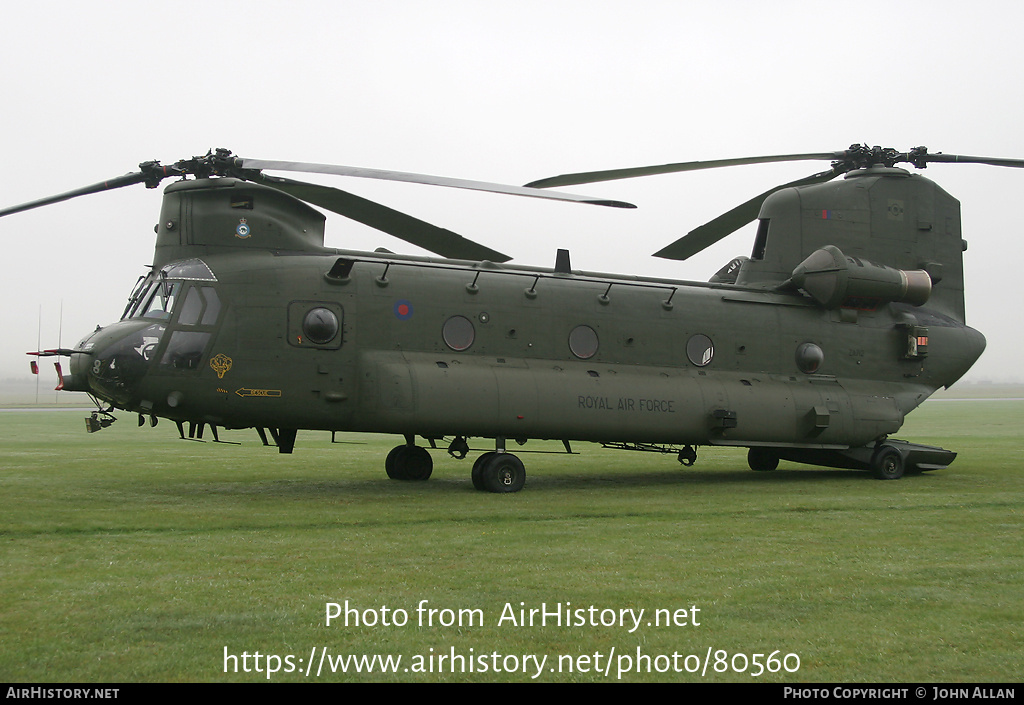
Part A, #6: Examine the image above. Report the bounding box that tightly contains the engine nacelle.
[790,245,931,309]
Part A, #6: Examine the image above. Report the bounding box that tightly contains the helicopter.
[1,144,1004,492]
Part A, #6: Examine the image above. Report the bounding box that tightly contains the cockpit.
[122,259,219,322]
[70,259,224,408]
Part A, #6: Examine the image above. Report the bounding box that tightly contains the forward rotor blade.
[254,174,513,262]
[919,153,1024,168]
[0,172,149,218]
[238,158,636,209]
[653,168,842,261]
[525,152,841,189]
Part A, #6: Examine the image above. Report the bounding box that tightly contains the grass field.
[1,399,1021,682]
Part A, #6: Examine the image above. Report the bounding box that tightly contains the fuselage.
[67,247,986,452]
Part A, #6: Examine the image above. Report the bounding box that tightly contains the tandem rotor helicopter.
[1,144,1008,492]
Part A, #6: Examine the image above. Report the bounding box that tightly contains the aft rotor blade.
[0,172,150,218]
[653,168,842,261]
[238,158,636,209]
[525,152,841,189]
[254,174,513,262]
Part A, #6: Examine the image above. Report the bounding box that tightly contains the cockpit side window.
[177,287,203,326]
[201,287,221,325]
[159,330,211,370]
[175,285,222,327]
[157,284,222,372]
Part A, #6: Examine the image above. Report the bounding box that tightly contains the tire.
[871,445,905,480]
[385,445,433,481]
[747,447,779,472]
[471,452,497,490]
[481,453,526,493]
[385,445,403,479]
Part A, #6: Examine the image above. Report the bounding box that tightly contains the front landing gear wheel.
[477,452,526,493]
[385,445,433,481]
[871,445,905,480]
[747,447,780,472]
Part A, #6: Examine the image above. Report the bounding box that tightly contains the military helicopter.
[2,144,1005,492]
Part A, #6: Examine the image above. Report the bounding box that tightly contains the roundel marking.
[394,299,414,320]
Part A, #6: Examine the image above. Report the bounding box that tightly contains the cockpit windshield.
[121,259,217,321]
[122,274,178,320]
[142,279,181,320]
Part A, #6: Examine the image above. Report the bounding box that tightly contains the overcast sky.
[2,0,1023,386]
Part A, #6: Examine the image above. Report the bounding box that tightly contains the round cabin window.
[686,334,715,367]
[796,342,825,374]
[303,307,339,345]
[569,325,599,359]
[443,315,476,351]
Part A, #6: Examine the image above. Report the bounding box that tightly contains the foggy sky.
[3,0,1023,387]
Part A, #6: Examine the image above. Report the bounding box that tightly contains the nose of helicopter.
[68,319,166,408]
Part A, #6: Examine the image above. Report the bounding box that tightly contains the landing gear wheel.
[478,453,526,493]
[871,445,905,480]
[747,447,779,472]
[385,444,433,481]
[471,452,497,490]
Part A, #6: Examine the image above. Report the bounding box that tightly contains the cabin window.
[303,307,340,345]
[569,325,599,359]
[796,342,824,373]
[288,301,343,349]
[686,334,715,367]
[443,315,475,351]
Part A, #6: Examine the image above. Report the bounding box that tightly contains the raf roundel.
[394,299,414,321]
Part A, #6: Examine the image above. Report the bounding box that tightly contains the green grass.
[1,400,1021,682]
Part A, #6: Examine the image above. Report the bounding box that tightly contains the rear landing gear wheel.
[871,445,905,480]
[747,447,779,472]
[477,452,526,493]
[385,444,433,481]
[471,452,497,490]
